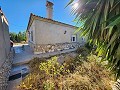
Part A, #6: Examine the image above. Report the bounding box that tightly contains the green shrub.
[29,57,46,73]
[39,56,69,78]
[43,80,55,90]
[76,47,89,56]
[18,56,69,90]
[58,54,115,90]
[18,54,115,90]
[85,42,93,50]
[63,55,84,73]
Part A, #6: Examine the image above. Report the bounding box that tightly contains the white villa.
[27,1,86,54]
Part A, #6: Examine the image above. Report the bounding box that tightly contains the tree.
[10,31,27,43]
[69,0,120,78]
[10,32,16,42]
[18,32,22,42]
[22,31,27,41]
[15,34,18,42]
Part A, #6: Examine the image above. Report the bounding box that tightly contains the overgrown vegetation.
[18,51,115,90]
[76,47,89,56]
[69,0,120,78]
[17,0,120,89]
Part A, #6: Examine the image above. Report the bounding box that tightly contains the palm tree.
[68,0,120,79]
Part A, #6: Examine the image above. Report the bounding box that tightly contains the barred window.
[71,35,77,42]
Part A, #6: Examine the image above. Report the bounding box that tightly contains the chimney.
[46,1,54,19]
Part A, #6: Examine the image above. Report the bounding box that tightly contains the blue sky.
[0,0,76,33]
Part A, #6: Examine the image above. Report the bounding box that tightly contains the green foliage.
[76,47,89,56]
[10,32,16,42]
[19,56,70,90]
[69,0,120,79]
[43,80,55,90]
[61,54,115,90]
[19,54,115,90]
[39,56,69,77]
[10,31,26,43]
[63,55,84,73]
[84,42,94,51]
[29,57,46,73]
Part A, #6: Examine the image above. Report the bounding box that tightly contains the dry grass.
[18,54,115,90]
[59,55,115,90]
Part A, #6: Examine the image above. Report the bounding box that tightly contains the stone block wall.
[0,49,13,90]
[33,42,84,54]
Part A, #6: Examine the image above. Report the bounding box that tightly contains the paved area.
[7,65,29,90]
[13,44,34,66]
[7,44,30,90]
[7,44,77,90]
[13,44,77,66]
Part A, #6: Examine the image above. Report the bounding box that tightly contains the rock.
[34,43,81,53]
[64,47,70,50]
[57,49,61,51]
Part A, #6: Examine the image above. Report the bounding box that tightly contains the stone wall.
[0,49,14,90]
[33,42,84,54]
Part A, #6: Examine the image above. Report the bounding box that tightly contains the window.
[73,37,75,41]
[71,35,77,42]
[31,31,33,41]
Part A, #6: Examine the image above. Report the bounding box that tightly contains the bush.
[76,47,89,56]
[18,54,115,90]
[85,42,93,49]
[18,57,69,90]
[29,57,46,73]
[63,55,84,73]
[58,54,115,90]
[39,56,69,78]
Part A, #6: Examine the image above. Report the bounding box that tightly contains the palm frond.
[69,0,120,79]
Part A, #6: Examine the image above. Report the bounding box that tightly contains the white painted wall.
[0,13,10,67]
[34,19,83,44]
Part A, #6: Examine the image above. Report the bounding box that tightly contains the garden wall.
[33,42,84,54]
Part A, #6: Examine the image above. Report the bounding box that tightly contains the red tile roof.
[27,13,78,31]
